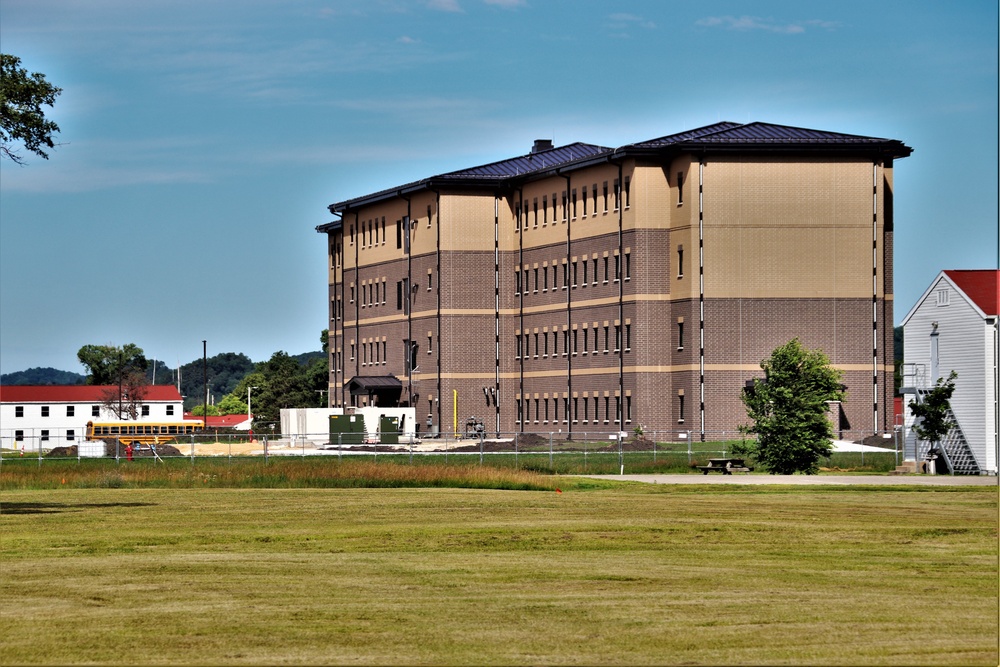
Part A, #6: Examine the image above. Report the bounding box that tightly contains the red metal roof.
[945,270,999,316]
[0,385,183,403]
[186,414,250,428]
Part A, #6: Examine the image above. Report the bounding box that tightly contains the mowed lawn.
[2,484,997,665]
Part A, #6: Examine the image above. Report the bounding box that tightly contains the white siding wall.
[0,400,184,452]
[903,275,991,470]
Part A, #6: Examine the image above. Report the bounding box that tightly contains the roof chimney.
[531,139,554,154]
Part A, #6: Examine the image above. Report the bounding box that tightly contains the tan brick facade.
[319,123,910,439]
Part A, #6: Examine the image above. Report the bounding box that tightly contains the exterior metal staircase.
[903,387,980,475]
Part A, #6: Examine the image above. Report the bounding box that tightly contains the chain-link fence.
[0,426,901,474]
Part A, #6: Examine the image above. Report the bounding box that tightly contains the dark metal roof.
[629,122,744,148]
[439,142,611,180]
[345,375,402,391]
[320,121,912,228]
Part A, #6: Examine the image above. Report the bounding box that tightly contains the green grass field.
[1,473,996,665]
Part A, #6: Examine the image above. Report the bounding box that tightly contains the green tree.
[1,54,62,164]
[738,339,845,474]
[216,393,248,415]
[189,404,221,417]
[909,371,958,450]
[77,344,148,386]
[77,344,152,419]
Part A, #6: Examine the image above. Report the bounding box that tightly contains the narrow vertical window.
[677,172,684,205]
[677,321,684,350]
[677,245,684,278]
[602,182,608,213]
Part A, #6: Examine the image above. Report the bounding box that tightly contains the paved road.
[577,474,998,486]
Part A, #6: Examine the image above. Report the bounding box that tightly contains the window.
[428,332,433,354]
[543,266,549,291]
[573,397,579,423]
[572,189,578,218]
[677,245,684,278]
[936,289,950,306]
[142,405,150,417]
[614,324,621,352]
[41,406,49,417]
[604,396,610,423]
[396,219,403,249]
[562,192,568,221]
[613,178,620,210]
[625,323,632,351]
[592,185,598,213]
[603,257,609,284]
[625,252,631,281]
[624,177,631,208]
[15,430,24,442]
[382,279,387,305]
[516,334,522,359]
[614,254,621,282]
[563,330,570,356]
[91,405,99,417]
[582,329,588,355]
[41,429,49,442]
[677,171,684,204]
[542,196,548,225]
[15,406,23,417]
[66,429,75,441]
[427,271,433,291]
[533,268,539,293]
[603,326,610,353]
[678,393,686,423]
[349,224,355,245]
[350,343,356,362]
[677,321,684,350]
[592,258,598,285]
[572,261,578,287]
[533,198,539,227]
[626,395,632,423]
[602,182,609,213]
[397,280,404,311]
[573,329,579,355]
[582,188,587,216]
[167,405,174,416]
[615,396,621,424]
[582,260,588,287]
[515,270,521,295]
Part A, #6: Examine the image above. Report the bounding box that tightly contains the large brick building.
[317,122,912,439]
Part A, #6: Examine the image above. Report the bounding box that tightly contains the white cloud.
[427,0,463,12]
[484,0,527,8]
[696,15,840,34]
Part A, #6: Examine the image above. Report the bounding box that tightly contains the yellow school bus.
[86,420,204,446]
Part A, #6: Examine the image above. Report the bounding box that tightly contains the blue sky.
[1,0,997,376]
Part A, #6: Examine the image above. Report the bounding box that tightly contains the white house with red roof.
[901,270,999,474]
[0,385,187,453]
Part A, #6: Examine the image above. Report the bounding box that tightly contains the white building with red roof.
[0,385,186,453]
[901,270,999,474]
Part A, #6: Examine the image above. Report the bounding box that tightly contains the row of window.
[514,178,632,230]
[516,252,630,296]
[349,206,434,250]
[13,429,76,442]
[12,405,174,418]
[516,323,631,359]
[516,395,632,425]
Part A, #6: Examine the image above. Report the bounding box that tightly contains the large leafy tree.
[1,54,62,164]
[909,371,958,450]
[739,339,845,474]
[78,344,148,386]
[77,344,151,420]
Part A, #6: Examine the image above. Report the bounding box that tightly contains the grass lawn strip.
[1,486,996,665]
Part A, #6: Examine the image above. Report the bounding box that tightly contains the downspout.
[430,189,442,433]
[493,193,501,437]
[558,171,573,435]
[872,162,880,434]
[610,154,625,429]
[516,186,524,434]
[698,158,706,441]
[401,192,413,409]
[353,211,360,403]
